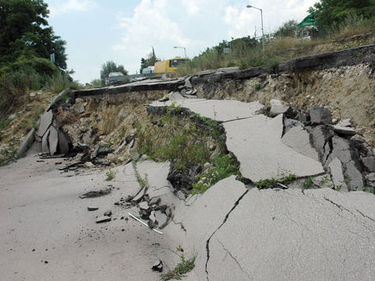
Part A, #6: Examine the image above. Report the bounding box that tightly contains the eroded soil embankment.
[192,63,375,146]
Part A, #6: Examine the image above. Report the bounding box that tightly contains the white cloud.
[224,5,256,39]
[49,0,98,17]
[112,0,196,72]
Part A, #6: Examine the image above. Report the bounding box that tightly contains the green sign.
[298,14,317,27]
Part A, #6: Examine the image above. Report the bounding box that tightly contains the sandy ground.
[0,154,182,281]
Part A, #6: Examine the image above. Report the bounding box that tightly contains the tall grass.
[328,14,375,40]
[177,14,375,77]
[44,71,70,93]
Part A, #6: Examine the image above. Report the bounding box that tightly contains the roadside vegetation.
[0,0,80,165]
[135,104,241,194]
[177,0,375,76]
[160,246,195,281]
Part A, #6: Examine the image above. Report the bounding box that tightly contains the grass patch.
[0,116,10,135]
[255,173,297,189]
[364,186,375,194]
[44,72,70,93]
[132,160,148,188]
[160,255,195,281]
[192,154,240,194]
[136,110,212,172]
[136,106,238,193]
[0,146,17,166]
[105,169,115,181]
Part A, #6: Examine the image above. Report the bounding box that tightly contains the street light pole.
[174,46,187,58]
[246,5,264,52]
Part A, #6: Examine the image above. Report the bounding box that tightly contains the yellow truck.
[154,58,186,74]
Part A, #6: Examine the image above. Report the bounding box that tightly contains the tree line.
[0,0,70,114]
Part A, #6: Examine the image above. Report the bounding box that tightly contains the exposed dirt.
[59,90,166,165]
[195,63,375,146]
[0,91,56,164]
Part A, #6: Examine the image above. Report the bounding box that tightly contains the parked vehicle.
[154,58,186,74]
[141,66,155,75]
[105,72,126,86]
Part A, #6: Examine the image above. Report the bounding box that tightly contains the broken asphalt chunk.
[154,211,169,229]
[362,157,375,172]
[152,259,163,272]
[309,106,332,125]
[96,216,111,224]
[103,210,112,217]
[48,126,59,155]
[36,110,53,138]
[79,188,112,199]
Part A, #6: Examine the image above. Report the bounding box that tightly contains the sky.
[45,0,317,84]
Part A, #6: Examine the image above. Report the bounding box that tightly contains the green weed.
[105,169,115,181]
[132,160,148,188]
[255,173,297,189]
[302,176,315,189]
[136,109,238,193]
[192,154,240,194]
[160,255,195,281]
[0,146,17,166]
[364,186,375,194]
[44,72,70,93]
[0,116,10,134]
[255,178,278,189]
[279,173,297,185]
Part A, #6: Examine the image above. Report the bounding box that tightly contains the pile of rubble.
[35,109,71,155]
[114,184,173,231]
[271,100,375,191]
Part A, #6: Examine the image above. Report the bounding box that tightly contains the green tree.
[100,61,128,85]
[0,0,67,69]
[140,47,159,73]
[274,20,306,38]
[52,39,68,70]
[90,79,102,87]
[309,0,375,33]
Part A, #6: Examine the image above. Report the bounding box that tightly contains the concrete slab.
[41,129,50,154]
[281,125,319,161]
[205,188,375,281]
[362,156,375,172]
[170,176,247,279]
[16,128,35,157]
[328,157,347,191]
[333,124,356,136]
[58,130,70,154]
[224,115,324,182]
[48,126,59,155]
[310,125,334,161]
[36,110,53,138]
[345,160,364,191]
[310,106,332,125]
[150,98,264,122]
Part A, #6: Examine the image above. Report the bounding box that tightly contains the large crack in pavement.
[205,189,249,281]
[216,239,254,280]
[323,196,375,234]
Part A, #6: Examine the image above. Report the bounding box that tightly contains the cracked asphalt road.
[175,177,375,281]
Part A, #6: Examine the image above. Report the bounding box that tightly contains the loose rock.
[96,216,111,223]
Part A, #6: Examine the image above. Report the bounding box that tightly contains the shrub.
[44,71,70,93]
